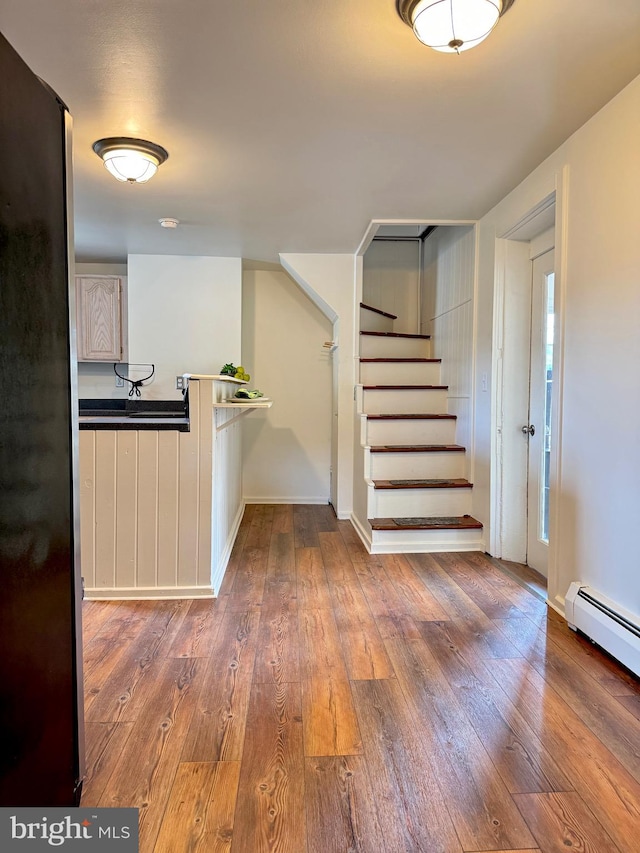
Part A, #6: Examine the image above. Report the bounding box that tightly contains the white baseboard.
[350,513,373,553]
[548,593,566,618]
[212,500,245,595]
[84,585,214,600]
[243,496,329,505]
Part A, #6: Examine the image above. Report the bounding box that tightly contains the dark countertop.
[78,399,190,432]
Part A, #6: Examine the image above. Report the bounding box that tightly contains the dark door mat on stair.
[370,515,483,530]
[387,478,470,487]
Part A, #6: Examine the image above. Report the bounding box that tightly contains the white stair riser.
[360,308,394,333]
[360,361,441,385]
[369,451,466,480]
[365,418,457,446]
[363,388,447,415]
[370,486,472,518]
[360,336,431,359]
[369,527,484,553]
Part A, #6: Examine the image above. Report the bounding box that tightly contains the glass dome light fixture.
[397,0,517,54]
[92,137,169,183]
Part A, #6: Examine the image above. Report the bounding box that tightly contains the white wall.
[75,262,129,399]
[475,73,640,616]
[363,240,420,333]
[422,226,475,472]
[279,253,356,519]
[241,269,333,503]
[127,254,242,400]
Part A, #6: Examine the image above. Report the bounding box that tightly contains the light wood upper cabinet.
[75,275,126,361]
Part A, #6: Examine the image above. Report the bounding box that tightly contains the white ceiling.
[2,1,640,263]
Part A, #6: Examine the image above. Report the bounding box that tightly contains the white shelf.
[214,400,272,409]
[184,373,248,385]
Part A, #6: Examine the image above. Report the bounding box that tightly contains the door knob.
[522,424,535,436]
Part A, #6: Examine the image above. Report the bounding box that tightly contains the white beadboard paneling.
[448,398,472,480]
[432,300,473,398]
[178,382,201,588]
[424,226,475,480]
[157,431,180,589]
[212,409,244,592]
[94,431,117,589]
[81,375,245,599]
[197,380,214,588]
[115,431,138,588]
[136,431,159,588]
[79,430,96,589]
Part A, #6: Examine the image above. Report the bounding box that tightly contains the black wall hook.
[113,363,155,397]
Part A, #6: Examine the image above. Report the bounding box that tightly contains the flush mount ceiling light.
[397,0,517,54]
[92,137,169,183]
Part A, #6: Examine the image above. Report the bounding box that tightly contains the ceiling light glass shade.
[400,0,508,53]
[92,137,169,183]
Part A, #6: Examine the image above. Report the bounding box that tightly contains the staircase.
[353,302,484,554]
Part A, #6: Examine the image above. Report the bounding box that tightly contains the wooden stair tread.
[360,331,431,339]
[369,444,466,453]
[373,478,472,489]
[359,358,441,363]
[366,413,457,420]
[370,515,483,531]
[363,384,448,391]
[360,302,397,320]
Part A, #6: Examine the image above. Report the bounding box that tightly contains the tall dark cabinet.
[0,33,84,804]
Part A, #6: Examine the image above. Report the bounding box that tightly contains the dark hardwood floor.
[80,504,640,852]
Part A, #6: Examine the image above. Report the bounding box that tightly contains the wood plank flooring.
[81,504,640,852]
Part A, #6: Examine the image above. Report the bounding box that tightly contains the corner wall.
[241,268,333,504]
[127,254,242,400]
[279,253,356,519]
[475,73,640,616]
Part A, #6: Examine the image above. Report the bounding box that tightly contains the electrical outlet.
[115,375,124,388]
[176,376,184,390]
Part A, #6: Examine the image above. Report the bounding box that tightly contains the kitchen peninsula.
[79,375,271,599]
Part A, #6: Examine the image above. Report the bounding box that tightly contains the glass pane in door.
[540,272,555,542]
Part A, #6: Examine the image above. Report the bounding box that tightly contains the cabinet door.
[76,275,122,361]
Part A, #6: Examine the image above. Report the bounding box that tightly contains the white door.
[526,249,555,575]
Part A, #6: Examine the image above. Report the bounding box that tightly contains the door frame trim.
[490,167,569,610]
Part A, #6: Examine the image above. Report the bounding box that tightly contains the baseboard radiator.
[565,582,640,677]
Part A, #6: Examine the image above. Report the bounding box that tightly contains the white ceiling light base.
[92,137,169,183]
[397,0,517,54]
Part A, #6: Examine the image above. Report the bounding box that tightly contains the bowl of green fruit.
[220,363,251,382]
